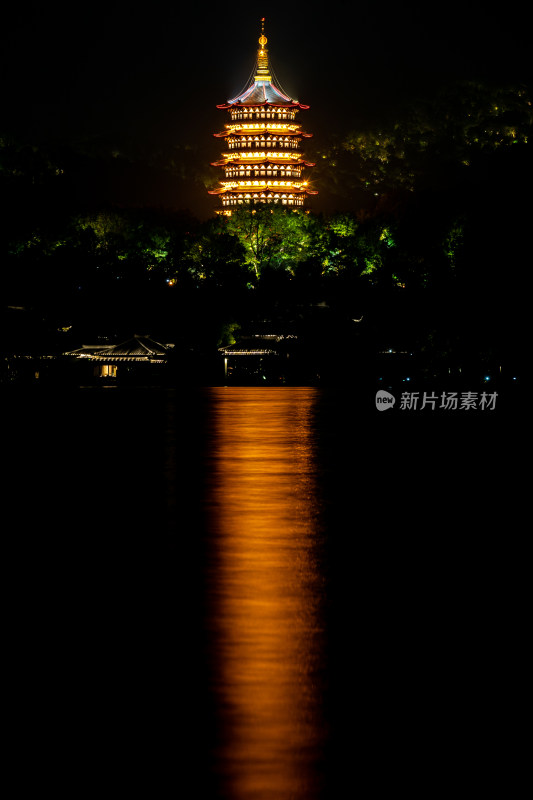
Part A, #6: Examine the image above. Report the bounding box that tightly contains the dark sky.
[1,1,531,218]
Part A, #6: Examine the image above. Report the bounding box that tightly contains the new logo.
[375,390,396,411]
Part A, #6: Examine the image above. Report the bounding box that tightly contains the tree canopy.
[312,80,532,199]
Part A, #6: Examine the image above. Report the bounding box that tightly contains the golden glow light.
[222,152,300,160]
[210,25,316,210]
[221,180,306,189]
[225,123,299,133]
[204,387,326,799]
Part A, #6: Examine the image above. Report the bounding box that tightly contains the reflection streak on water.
[206,387,325,800]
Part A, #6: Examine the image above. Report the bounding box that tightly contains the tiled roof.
[103,335,169,358]
[232,81,294,106]
[65,335,173,361]
[217,81,309,110]
[219,333,297,356]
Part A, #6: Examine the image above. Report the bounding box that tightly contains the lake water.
[3,384,525,795]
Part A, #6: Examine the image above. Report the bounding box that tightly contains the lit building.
[209,20,317,213]
[64,334,174,381]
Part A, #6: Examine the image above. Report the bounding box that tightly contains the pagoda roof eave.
[208,186,317,196]
[217,100,310,110]
[212,156,316,167]
[214,130,310,139]
[219,80,309,108]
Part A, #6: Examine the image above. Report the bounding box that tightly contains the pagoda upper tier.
[209,21,317,213]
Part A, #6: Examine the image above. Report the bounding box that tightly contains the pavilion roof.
[219,336,278,356]
[219,331,298,356]
[65,335,173,361]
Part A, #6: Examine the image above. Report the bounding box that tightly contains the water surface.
[202,388,327,799]
[3,383,522,796]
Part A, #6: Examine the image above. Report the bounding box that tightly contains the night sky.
[2,1,531,218]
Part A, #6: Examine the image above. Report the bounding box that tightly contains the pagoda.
[209,20,317,213]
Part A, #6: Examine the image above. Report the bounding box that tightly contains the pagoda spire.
[254,18,271,82]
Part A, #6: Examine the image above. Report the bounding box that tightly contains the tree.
[181,217,247,288]
[224,205,312,278]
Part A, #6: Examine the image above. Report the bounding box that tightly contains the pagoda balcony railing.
[225,140,303,151]
[223,169,304,179]
[220,179,310,190]
[221,201,306,209]
[217,132,304,142]
[225,122,302,134]
[220,151,305,160]
[229,111,298,121]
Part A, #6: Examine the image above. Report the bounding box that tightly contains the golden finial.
[259,18,267,47]
[255,18,271,81]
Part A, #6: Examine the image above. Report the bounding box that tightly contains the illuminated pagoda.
[209,19,317,213]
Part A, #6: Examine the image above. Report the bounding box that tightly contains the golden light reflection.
[205,387,326,800]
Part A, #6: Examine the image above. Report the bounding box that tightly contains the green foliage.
[217,321,241,347]
[181,216,247,287]
[76,210,129,252]
[0,135,64,182]
[224,205,313,277]
[443,220,465,270]
[305,212,358,275]
[317,81,533,198]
